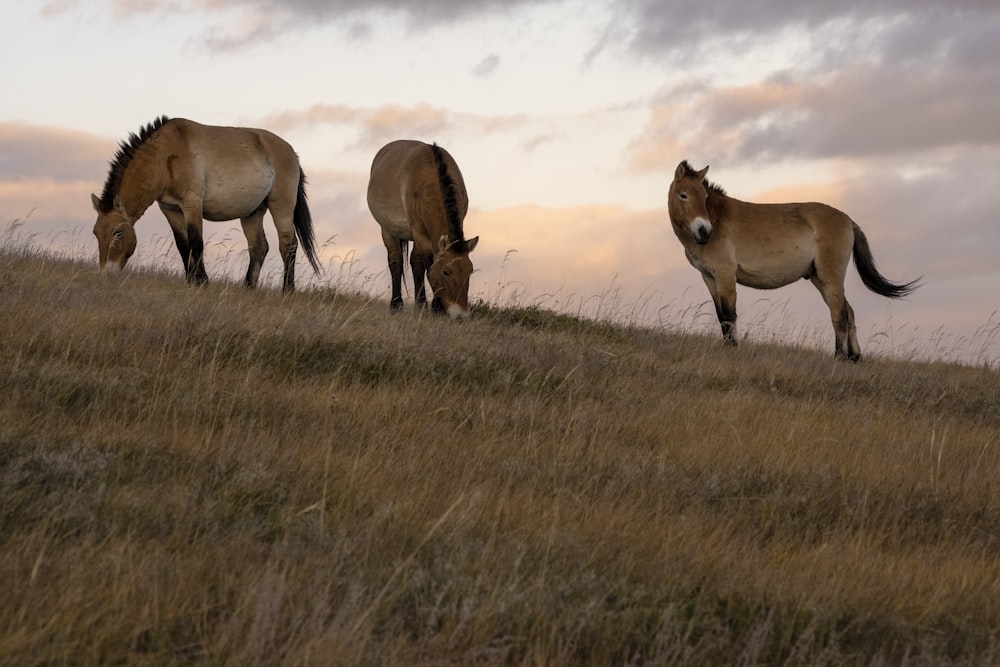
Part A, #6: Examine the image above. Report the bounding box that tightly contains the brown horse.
[367,140,479,319]
[91,116,320,291]
[668,161,920,361]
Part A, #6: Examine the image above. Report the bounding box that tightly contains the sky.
[2,0,999,365]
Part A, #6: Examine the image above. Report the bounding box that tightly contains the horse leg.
[160,204,207,285]
[810,276,860,361]
[702,273,738,346]
[240,205,269,288]
[269,209,299,293]
[185,218,209,286]
[158,203,187,266]
[410,245,432,309]
[382,230,404,312]
[845,300,861,361]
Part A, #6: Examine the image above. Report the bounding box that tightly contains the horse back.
[168,119,297,173]
[367,140,468,242]
[159,119,300,220]
[718,197,852,244]
[710,197,855,288]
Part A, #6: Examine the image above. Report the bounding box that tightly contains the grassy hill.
[2,236,999,665]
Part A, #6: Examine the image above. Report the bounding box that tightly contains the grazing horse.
[91,116,320,291]
[367,140,479,319]
[668,161,920,361]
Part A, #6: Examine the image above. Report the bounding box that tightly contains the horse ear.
[439,235,449,252]
[114,196,126,215]
[674,163,688,181]
[696,165,710,181]
[465,236,479,253]
[91,193,101,212]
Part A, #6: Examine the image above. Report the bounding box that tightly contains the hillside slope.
[2,245,998,665]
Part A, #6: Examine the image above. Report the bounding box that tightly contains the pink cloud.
[260,103,528,148]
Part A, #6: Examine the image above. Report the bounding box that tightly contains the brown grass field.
[1,226,999,665]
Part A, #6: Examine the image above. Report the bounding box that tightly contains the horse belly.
[736,248,814,289]
[201,170,274,221]
[368,193,414,241]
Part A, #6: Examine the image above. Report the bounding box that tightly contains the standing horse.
[367,140,479,319]
[91,116,320,291]
[668,161,920,361]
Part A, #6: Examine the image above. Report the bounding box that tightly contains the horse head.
[428,235,479,320]
[91,193,137,272]
[669,161,714,245]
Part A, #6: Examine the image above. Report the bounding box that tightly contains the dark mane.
[678,159,726,196]
[430,143,467,252]
[96,116,171,213]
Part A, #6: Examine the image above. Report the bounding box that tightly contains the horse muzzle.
[432,295,471,320]
[692,217,713,244]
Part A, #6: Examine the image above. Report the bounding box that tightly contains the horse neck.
[117,141,166,219]
[706,191,729,223]
[417,196,464,248]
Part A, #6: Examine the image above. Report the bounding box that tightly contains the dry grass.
[1,227,999,666]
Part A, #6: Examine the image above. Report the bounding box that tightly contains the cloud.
[0,122,111,182]
[615,1,999,60]
[468,203,680,294]
[259,103,530,148]
[627,56,1000,171]
[64,0,561,48]
[214,0,547,24]
[615,2,1000,168]
[0,180,94,229]
[737,66,1000,161]
[0,123,117,248]
[472,53,501,77]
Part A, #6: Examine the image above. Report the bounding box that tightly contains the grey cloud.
[606,1,1000,170]
[108,0,558,45]
[829,152,1000,295]
[46,0,564,50]
[614,1,999,58]
[736,65,1000,162]
[0,123,110,182]
[257,0,541,22]
[628,26,1000,170]
[472,54,501,77]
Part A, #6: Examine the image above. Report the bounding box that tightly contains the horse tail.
[430,143,466,250]
[294,166,321,275]
[851,222,920,298]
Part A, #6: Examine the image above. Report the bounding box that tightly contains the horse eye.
[678,192,688,201]
[443,269,452,278]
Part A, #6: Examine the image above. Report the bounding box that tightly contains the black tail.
[430,143,466,251]
[294,167,321,275]
[852,222,920,298]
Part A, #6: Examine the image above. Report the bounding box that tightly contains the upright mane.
[678,159,727,196]
[96,115,171,213]
[430,143,467,252]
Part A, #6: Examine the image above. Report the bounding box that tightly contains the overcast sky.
[2,1,998,364]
